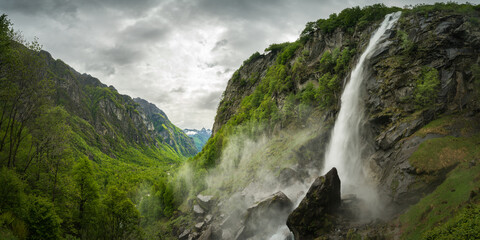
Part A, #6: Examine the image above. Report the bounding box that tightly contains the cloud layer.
[1,0,466,129]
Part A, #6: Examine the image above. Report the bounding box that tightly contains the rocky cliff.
[184,4,480,240]
[42,50,197,158]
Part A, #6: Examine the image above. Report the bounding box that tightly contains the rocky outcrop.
[287,168,341,240]
[236,191,293,240]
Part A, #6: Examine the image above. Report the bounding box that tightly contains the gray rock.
[193,204,205,215]
[179,229,190,240]
[236,191,293,240]
[278,167,302,186]
[195,221,205,230]
[197,194,214,210]
[198,226,213,240]
[205,214,213,223]
[287,168,341,240]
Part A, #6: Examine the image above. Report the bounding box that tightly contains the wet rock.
[198,226,214,240]
[278,167,302,186]
[193,204,205,216]
[287,167,341,240]
[195,221,205,230]
[236,191,293,240]
[376,117,423,150]
[188,232,199,240]
[179,229,190,240]
[197,194,214,210]
[205,214,213,223]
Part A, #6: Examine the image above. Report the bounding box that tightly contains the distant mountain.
[183,128,211,152]
[134,98,198,156]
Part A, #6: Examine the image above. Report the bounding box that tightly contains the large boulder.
[197,194,214,210]
[236,191,293,240]
[287,167,341,240]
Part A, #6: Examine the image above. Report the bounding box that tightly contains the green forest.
[0,14,194,239]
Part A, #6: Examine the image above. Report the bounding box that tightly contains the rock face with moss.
[366,9,480,210]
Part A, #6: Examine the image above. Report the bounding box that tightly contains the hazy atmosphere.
[0,0,461,129]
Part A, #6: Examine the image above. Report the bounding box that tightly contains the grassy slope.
[400,113,480,239]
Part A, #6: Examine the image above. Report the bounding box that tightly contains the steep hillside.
[0,14,196,240]
[45,51,197,158]
[168,3,480,240]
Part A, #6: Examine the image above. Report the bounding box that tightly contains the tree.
[73,157,99,239]
[415,67,440,108]
[317,73,341,109]
[102,187,141,240]
[0,167,24,214]
[0,14,53,169]
[26,196,61,240]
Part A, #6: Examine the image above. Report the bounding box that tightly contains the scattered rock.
[197,226,213,240]
[287,167,341,240]
[179,229,190,240]
[197,194,214,210]
[195,221,205,230]
[205,214,212,223]
[236,191,293,240]
[193,204,205,215]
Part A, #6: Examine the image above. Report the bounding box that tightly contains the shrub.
[414,67,440,108]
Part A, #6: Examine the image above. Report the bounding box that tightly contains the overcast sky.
[0,0,472,129]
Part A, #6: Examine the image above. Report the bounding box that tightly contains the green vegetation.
[400,163,480,239]
[414,67,440,109]
[0,14,192,239]
[472,64,480,107]
[300,4,401,41]
[423,204,480,239]
[401,112,480,239]
[405,2,480,16]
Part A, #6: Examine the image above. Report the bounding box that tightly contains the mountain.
[133,98,198,156]
[170,3,480,240]
[183,128,212,152]
[0,15,197,239]
[50,55,198,158]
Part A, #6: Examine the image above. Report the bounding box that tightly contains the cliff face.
[212,8,480,205]
[194,5,480,240]
[42,51,197,157]
[366,11,480,209]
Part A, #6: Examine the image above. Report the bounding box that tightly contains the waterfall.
[322,12,401,215]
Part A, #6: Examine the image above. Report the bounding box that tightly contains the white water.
[322,12,401,216]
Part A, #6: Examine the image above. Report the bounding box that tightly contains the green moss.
[414,115,456,138]
[409,135,479,173]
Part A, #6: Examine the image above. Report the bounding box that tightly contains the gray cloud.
[85,63,116,76]
[212,39,228,51]
[101,45,144,65]
[170,87,186,93]
[1,0,77,16]
[1,0,470,129]
[196,91,223,110]
[120,19,170,44]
